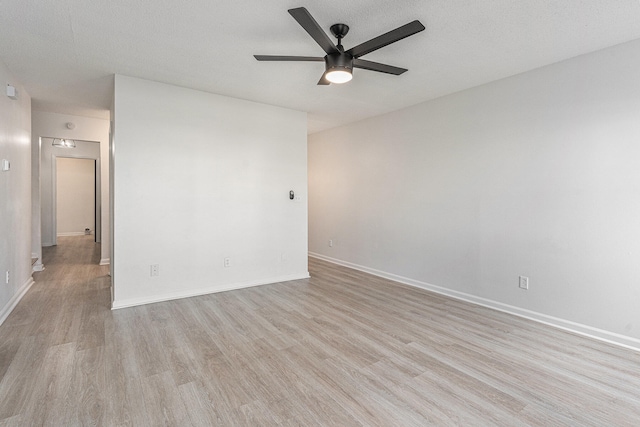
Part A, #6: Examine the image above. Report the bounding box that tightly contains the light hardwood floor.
[0,236,639,426]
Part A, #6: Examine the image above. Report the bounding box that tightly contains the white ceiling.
[2,0,640,134]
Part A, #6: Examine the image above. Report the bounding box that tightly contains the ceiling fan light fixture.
[324,52,353,84]
[325,68,352,84]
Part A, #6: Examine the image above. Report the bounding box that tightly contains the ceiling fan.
[254,7,425,85]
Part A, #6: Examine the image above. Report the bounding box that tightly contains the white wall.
[112,75,308,308]
[56,157,95,235]
[309,39,640,350]
[0,59,32,325]
[32,112,110,265]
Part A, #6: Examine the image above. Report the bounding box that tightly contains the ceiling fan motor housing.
[325,52,353,73]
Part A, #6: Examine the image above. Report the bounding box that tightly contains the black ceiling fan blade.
[346,20,425,58]
[288,7,339,55]
[353,58,407,75]
[317,73,330,85]
[254,55,324,62]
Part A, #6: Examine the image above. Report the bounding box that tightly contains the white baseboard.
[111,272,310,310]
[99,258,110,266]
[309,252,640,353]
[57,232,88,237]
[0,277,35,326]
[32,263,45,272]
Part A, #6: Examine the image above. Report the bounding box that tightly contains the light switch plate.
[1,159,10,171]
[6,85,16,99]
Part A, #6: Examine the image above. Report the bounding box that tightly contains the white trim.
[111,272,310,310]
[99,258,110,266]
[0,277,35,326]
[309,252,640,353]
[32,264,45,272]
[57,231,87,237]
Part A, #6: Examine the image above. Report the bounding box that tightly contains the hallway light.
[52,138,76,148]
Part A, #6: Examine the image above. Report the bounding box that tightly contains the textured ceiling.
[2,0,640,133]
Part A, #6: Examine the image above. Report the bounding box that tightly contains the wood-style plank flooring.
[0,236,639,425]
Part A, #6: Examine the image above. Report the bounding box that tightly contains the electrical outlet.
[224,257,231,268]
[5,271,8,284]
[519,276,529,290]
[150,264,159,277]
[329,239,333,247]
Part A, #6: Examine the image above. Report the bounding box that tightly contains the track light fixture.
[52,138,76,148]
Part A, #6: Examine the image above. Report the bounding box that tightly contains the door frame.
[51,152,101,246]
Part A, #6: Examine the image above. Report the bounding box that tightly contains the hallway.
[0,236,110,424]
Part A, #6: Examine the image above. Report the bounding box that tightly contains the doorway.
[55,157,97,242]
[44,138,102,248]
